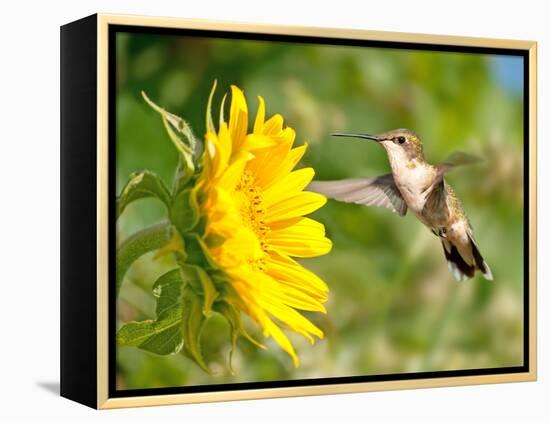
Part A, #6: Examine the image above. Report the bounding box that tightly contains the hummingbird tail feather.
[441,237,493,281]
[441,240,475,281]
[468,235,493,281]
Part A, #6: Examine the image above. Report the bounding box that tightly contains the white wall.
[1,0,547,421]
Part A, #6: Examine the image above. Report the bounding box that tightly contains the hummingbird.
[308,129,493,281]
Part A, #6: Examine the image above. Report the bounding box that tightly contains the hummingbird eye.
[396,136,406,144]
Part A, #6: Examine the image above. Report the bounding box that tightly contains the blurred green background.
[115,31,524,390]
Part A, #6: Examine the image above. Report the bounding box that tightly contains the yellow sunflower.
[199,85,332,366]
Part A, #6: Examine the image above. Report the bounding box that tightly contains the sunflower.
[199,85,332,366]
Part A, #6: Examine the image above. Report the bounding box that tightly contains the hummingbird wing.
[308,174,407,216]
[432,151,484,187]
[436,151,483,176]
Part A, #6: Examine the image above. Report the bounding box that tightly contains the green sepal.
[181,288,210,372]
[172,158,193,195]
[204,233,226,249]
[206,80,217,134]
[179,264,219,317]
[141,91,196,190]
[116,170,171,220]
[141,91,197,151]
[183,232,219,270]
[161,115,195,186]
[214,301,265,372]
[193,216,208,238]
[170,186,200,235]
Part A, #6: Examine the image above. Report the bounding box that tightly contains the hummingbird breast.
[392,162,438,215]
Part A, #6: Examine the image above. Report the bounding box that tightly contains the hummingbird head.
[332,128,425,165]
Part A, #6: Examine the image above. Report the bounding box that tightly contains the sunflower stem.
[116,221,172,297]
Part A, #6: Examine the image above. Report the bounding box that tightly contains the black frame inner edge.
[107,23,530,399]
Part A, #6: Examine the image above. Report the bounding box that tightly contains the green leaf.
[116,170,171,220]
[170,187,200,235]
[152,269,185,317]
[183,232,219,270]
[116,221,172,297]
[117,268,216,370]
[117,306,184,355]
[117,269,184,355]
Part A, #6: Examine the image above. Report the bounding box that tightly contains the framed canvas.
[60,13,537,409]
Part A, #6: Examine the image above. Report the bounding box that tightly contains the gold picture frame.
[60,13,537,409]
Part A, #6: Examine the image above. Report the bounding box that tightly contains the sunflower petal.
[217,152,248,190]
[264,252,329,296]
[217,124,232,172]
[253,96,266,133]
[219,93,227,127]
[262,300,324,343]
[255,142,306,190]
[280,286,327,313]
[262,315,299,367]
[229,85,248,151]
[261,114,284,135]
[269,236,332,258]
[267,217,332,257]
[246,141,293,185]
[242,134,280,152]
[264,192,327,222]
[263,168,315,207]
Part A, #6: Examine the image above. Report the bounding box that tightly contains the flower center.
[235,170,270,267]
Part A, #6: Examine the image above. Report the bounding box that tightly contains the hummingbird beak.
[331,133,381,142]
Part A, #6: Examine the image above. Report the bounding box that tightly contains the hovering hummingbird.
[309,129,493,281]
